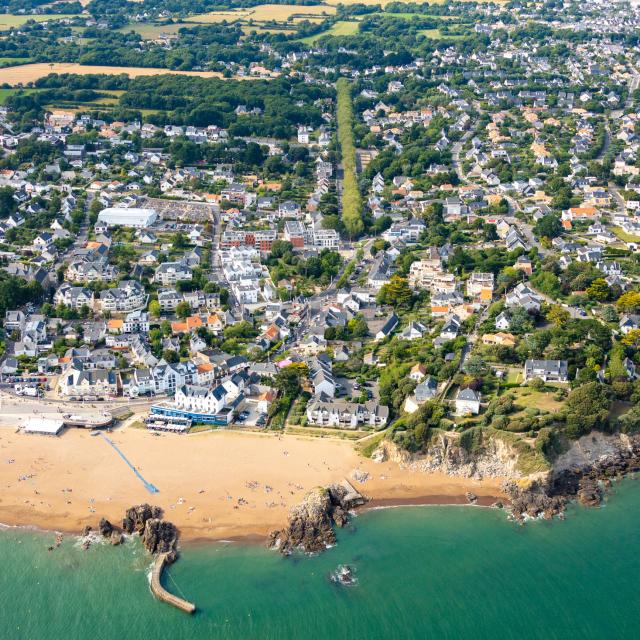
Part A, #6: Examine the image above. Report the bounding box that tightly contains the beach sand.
[0,428,506,541]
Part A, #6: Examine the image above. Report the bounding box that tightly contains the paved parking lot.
[234,400,267,428]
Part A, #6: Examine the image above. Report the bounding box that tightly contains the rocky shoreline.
[267,433,640,554]
[370,431,640,525]
[506,432,640,522]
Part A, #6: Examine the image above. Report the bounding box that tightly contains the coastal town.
[0,0,637,546]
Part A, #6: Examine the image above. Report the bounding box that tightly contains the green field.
[611,225,640,243]
[300,20,359,43]
[0,87,37,105]
[0,57,30,67]
[0,13,78,30]
[117,22,193,39]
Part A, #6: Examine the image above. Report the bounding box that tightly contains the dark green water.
[3,479,640,640]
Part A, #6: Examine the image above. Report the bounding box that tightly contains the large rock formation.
[122,504,163,535]
[142,518,179,560]
[98,518,113,537]
[503,480,565,522]
[269,482,366,555]
[94,504,179,560]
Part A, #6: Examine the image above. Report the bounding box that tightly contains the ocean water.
[2,480,640,640]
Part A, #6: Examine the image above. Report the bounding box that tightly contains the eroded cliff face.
[552,431,638,476]
[372,433,525,481]
[372,431,640,521]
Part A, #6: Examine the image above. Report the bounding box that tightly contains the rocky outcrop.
[505,432,640,521]
[120,504,179,561]
[98,518,113,537]
[94,504,179,560]
[503,480,565,522]
[122,504,163,535]
[373,434,523,480]
[142,518,179,561]
[269,481,366,555]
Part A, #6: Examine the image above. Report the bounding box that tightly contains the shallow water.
[2,479,640,639]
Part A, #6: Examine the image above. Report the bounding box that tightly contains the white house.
[455,388,480,416]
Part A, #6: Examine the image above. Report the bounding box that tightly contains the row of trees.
[336,78,364,238]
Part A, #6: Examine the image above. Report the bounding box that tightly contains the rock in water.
[577,477,601,507]
[331,564,357,586]
[142,518,178,558]
[98,518,113,537]
[269,481,367,555]
[276,487,336,554]
[503,481,565,522]
[109,530,123,546]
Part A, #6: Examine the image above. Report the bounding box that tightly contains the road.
[608,182,626,214]
[451,128,475,183]
[595,123,611,162]
[0,391,158,429]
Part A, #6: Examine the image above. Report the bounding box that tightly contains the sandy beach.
[0,428,506,541]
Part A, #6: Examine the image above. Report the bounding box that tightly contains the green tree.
[546,305,570,328]
[377,275,413,308]
[149,300,161,319]
[162,349,180,363]
[617,291,640,313]
[534,214,562,238]
[173,232,188,250]
[175,301,191,319]
[336,78,364,238]
[273,364,308,397]
[564,382,611,438]
[531,271,561,298]
[586,278,610,302]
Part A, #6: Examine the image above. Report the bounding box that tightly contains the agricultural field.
[116,22,193,39]
[0,13,78,30]
[0,63,231,85]
[611,225,640,243]
[418,28,469,39]
[185,10,251,24]
[325,0,504,4]
[300,21,360,44]
[187,4,336,25]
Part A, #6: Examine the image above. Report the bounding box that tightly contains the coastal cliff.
[372,432,528,480]
[372,431,640,521]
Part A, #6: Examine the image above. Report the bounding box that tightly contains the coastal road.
[0,391,159,429]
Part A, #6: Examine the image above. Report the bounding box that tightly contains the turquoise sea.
[3,479,640,640]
